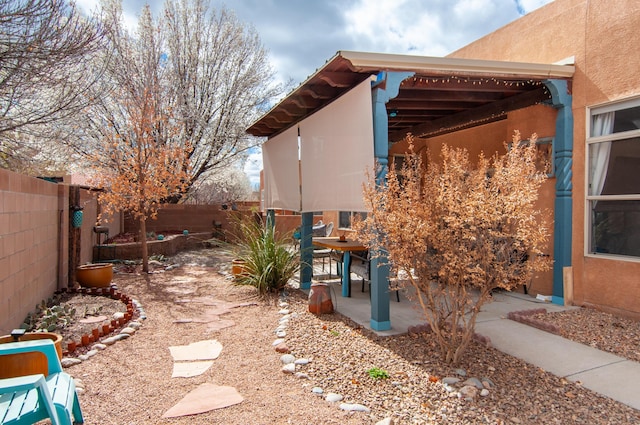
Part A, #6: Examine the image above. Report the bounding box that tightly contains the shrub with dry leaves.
[356,131,551,364]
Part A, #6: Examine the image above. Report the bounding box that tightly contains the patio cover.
[300,79,374,212]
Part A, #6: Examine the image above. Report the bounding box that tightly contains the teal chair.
[0,339,84,424]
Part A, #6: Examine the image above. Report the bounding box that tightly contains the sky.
[76,0,555,188]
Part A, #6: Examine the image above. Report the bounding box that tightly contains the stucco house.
[247,0,640,330]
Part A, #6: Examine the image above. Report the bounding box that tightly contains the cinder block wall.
[0,170,67,334]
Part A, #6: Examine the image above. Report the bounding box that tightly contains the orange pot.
[76,263,113,288]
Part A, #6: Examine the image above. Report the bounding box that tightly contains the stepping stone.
[171,361,214,378]
[162,383,243,418]
[169,340,223,361]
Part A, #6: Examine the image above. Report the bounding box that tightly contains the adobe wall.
[0,170,67,334]
[389,105,558,296]
[451,0,640,317]
[123,202,260,237]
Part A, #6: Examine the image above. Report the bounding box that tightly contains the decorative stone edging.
[54,286,146,369]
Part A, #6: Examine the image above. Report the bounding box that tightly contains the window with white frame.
[587,97,640,258]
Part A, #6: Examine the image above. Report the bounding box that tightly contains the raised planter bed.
[93,232,213,261]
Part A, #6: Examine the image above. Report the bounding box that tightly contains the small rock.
[113,312,125,320]
[312,387,324,395]
[375,419,394,425]
[280,354,295,364]
[275,343,290,353]
[75,387,85,395]
[458,385,478,401]
[128,321,142,329]
[325,393,343,403]
[480,389,490,397]
[276,330,286,338]
[92,343,107,351]
[73,379,84,389]
[278,301,288,308]
[294,372,309,379]
[272,338,285,346]
[455,368,467,377]
[279,316,290,324]
[120,327,136,335]
[139,314,147,320]
[78,354,89,361]
[102,336,118,345]
[442,377,460,385]
[294,358,310,365]
[278,309,290,315]
[481,377,495,389]
[488,366,496,372]
[339,403,370,412]
[61,358,82,367]
[85,349,99,358]
[282,363,296,373]
[116,333,130,340]
[463,377,484,389]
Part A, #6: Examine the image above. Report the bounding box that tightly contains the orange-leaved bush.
[355,132,551,364]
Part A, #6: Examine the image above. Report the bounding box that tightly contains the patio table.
[312,237,367,297]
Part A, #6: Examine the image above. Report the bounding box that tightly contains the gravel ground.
[61,248,640,424]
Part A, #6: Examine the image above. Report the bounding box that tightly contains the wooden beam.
[390,86,549,142]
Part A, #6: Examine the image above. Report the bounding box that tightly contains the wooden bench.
[0,339,84,424]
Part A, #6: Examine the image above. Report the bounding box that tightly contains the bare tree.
[0,0,108,171]
[78,0,281,198]
[185,165,254,204]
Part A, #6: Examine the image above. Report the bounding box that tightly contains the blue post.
[299,212,313,290]
[544,79,573,305]
[369,71,413,331]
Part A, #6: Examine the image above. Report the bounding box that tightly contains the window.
[587,97,640,258]
[339,211,367,229]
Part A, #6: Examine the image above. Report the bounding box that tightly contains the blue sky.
[76,0,555,188]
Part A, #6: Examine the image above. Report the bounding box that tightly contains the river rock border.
[55,285,145,369]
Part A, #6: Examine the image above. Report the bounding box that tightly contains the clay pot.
[231,259,249,279]
[67,341,77,353]
[102,324,111,335]
[92,328,100,340]
[0,332,63,360]
[76,263,113,288]
[81,334,90,346]
[308,283,334,315]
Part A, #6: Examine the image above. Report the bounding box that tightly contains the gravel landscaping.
[61,247,640,424]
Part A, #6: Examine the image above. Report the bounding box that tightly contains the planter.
[76,263,113,288]
[231,259,249,279]
[308,283,334,315]
[0,332,63,379]
[0,331,63,359]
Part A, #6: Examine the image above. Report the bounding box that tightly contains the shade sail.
[262,125,300,210]
[300,79,374,212]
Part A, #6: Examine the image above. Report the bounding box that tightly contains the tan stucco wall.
[451,0,640,317]
[389,104,558,296]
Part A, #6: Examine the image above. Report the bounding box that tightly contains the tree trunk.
[140,217,149,273]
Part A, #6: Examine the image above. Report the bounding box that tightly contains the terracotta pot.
[75,263,113,288]
[231,259,249,279]
[81,334,90,346]
[308,283,334,315]
[67,341,77,353]
[102,324,111,335]
[92,328,100,340]
[0,332,63,360]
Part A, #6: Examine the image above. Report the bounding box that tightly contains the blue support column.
[299,212,313,290]
[544,79,573,305]
[369,71,413,331]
